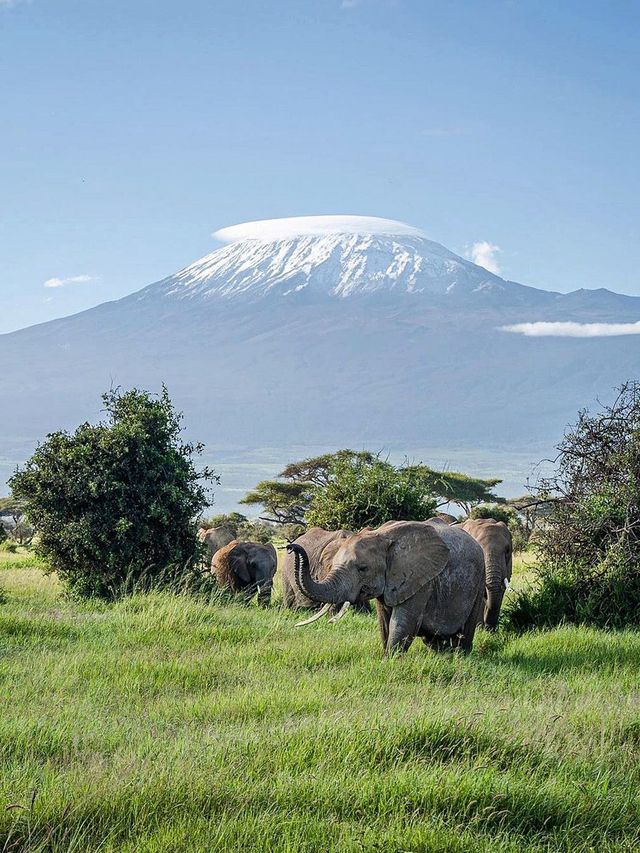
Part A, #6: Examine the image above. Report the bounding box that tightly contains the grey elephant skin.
[212,540,277,606]
[460,518,512,630]
[198,525,235,564]
[289,520,485,655]
[281,527,352,609]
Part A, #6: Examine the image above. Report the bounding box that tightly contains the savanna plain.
[2,549,639,852]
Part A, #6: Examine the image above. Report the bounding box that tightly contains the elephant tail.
[211,539,240,589]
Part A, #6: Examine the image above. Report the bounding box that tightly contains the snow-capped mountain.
[1,215,640,500]
[147,231,506,302]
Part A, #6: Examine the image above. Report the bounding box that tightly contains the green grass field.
[1,550,639,852]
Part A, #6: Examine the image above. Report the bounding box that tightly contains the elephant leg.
[282,576,295,608]
[457,590,485,654]
[421,634,444,652]
[376,600,391,651]
[385,602,426,657]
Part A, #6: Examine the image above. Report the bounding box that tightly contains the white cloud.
[501,321,640,338]
[43,274,94,289]
[466,240,502,275]
[213,215,425,244]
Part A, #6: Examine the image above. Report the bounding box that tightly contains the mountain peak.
[144,218,508,304]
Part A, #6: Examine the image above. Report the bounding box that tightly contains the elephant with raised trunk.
[212,540,277,606]
[460,518,513,630]
[288,520,485,655]
[281,527,352,609]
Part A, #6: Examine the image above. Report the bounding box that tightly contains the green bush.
[508,382,640,630]
[9,387,215,600]
[469,503,514,524]
[200,512,248,537]
[306,454,437,530]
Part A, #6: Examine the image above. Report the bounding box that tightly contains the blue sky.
[1,0,639,333]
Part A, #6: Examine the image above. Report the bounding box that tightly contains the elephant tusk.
[503,577,511,591]
[328,601,351,624]
[295,603,332,627]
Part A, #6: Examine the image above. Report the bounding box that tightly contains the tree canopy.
[10,387,215,599]
[509,382,640,629]
[241,449,504,529]
[306,454,437,530]
[405,466,503,515]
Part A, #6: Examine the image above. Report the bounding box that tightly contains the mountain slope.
[1,216,640,494]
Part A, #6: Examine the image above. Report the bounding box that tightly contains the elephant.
[198,525,235,565]
[212,539,277,606]
[280,527,352,609]
[288,519,485,655]
[460,518,513,630]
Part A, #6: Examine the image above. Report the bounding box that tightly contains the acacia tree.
[509,382,640,629]
[10,387,215,599]
[241,450,503,527]
[0,496,34,545]
[240,450,373,525]
[306,455,437,530]
[405,466,503,515]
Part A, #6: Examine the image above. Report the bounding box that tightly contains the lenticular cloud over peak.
[213,215,426,244]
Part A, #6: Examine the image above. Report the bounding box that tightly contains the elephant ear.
[383,522,450,607]
[318,538,346,576]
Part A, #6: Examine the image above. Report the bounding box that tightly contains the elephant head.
[212,540,277,606]
[460,518,512,630]
[289,521,449,610]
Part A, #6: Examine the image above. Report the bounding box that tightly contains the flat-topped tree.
[240,450,373,526]
[404,466,504,516]
[241,450,504,530]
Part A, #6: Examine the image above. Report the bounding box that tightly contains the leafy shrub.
[200,512,248,536]
[237,520,275,543]
[9,387,215,600]
[306,454,437,530]
[469,503,514,524]
[0,539,17,553]
[508,382,640,630]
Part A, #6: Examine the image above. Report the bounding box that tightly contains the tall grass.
[1,556,639,851]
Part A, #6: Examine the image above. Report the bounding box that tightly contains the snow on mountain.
[140,216,512,303]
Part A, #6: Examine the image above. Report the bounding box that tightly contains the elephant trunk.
[484,557,506,630]
[289,543,350,605]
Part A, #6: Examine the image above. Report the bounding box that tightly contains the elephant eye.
[357,564,367,573]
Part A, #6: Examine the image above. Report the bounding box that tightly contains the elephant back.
[211,539,241,589]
